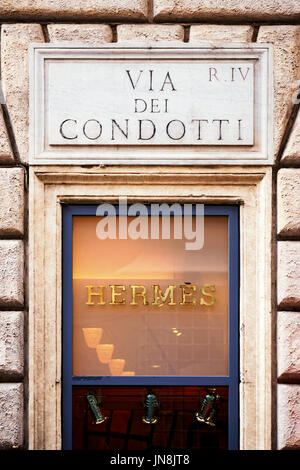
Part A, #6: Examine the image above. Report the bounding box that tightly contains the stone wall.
[0,0,299,450]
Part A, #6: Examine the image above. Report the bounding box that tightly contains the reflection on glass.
[73,215,228,376]
[109,359,126,376]
[96,344,114,364]
[82,328,103,348]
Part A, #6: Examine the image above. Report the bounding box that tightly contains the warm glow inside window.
[72,215,228,376]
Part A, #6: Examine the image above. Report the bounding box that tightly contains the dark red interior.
[72,386,228,450]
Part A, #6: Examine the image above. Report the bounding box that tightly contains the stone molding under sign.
[29,43,273,165]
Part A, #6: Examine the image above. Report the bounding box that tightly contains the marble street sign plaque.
[29,44,273,165]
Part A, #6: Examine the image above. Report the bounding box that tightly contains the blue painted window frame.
[62,204,239,450]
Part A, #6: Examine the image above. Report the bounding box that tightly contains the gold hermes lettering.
[130,285,148,306]
[85,283,217,307]
[152,284,176,307]
[109,285,126,305]
[85,285,106,305]
[200,284,216,306]
[179,285,197,306]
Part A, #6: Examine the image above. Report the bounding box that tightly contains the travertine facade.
[0,0,299,450]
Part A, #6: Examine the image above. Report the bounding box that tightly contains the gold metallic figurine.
[196,388,220,426]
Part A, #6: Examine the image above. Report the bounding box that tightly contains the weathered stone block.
[0,240,24,307]
[0,168,24,236]
[153,0,300,21]
[277,311,300,382]
[257,26,300,158]
[282,111,300,164]
[0,108,14,164]
[117,24,184,42]
[0,1,148,21]
[0,311,24,378]
[278,169,300,238]
[0,383,23,448]
[1,24,45,164]
[48,24,113,44]
[278,241,300,310]
[277,384,300,449]
[189,25,253,43]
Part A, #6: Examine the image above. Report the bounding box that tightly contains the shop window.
[62,205,239,450]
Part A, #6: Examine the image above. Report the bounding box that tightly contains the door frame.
[28,165,273,449]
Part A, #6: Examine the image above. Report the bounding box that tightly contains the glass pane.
[72,214,228,376]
